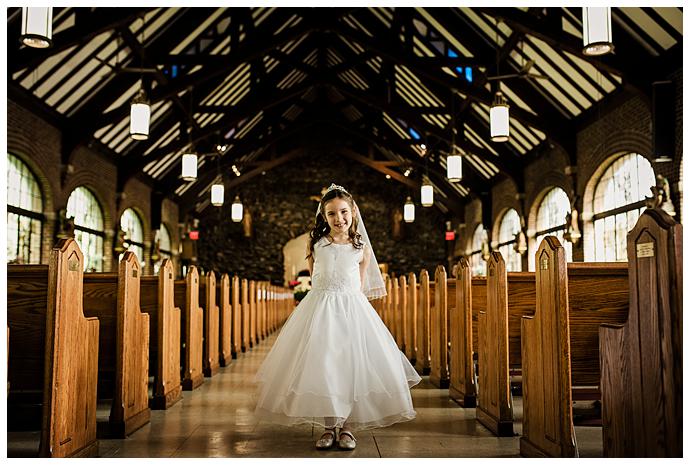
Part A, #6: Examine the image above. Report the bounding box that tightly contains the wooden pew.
[406,272,418,365]
[449,257,485,408]
[383,276,392,331]
[249,280,257,347]
[520,237,628,457]
[231,275,241,358]
[477,253,520,436]
[217,273,232,367]
[199,271,220,377]
[430,266,451,388]
[600,208,682,457]
[259,281,267,340]
[392,278,400,347]
[241,278,249,352]
[140,259,182,409]
[414,269,432,375]
[174,266,204,390]
[7,238,99,457]
[82,251,150,438]
[399,276,409,354]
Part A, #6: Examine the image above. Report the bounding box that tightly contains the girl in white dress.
[253,184,421,450]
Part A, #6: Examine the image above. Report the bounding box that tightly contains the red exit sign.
[189,231,199,240]
[445,231,456,241]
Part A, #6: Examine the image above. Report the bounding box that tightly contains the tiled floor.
[8,330,604,458]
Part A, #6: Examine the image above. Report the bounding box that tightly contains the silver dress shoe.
[338,430,356,450]
[315,429,336,450]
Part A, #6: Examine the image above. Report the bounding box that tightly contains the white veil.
[316,184,387,300]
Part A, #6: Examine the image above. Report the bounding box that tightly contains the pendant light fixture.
[231,195,244,222]
[130,15,150,140]
[129,87,150,140]
[582,7,613,56]
[210,149,224,206]
[181,152,198,181]
[404,196,415,223]
[181,87,197,181]
[211,184,224,206]
[447,94,463,182]
[20,7,52,49]
[421,182,433,207]
[490,90,510,142]
[489,18,509,143]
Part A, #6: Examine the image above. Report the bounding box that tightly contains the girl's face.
[323,197,354,234]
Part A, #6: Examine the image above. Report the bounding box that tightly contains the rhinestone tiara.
[323,183,348,196]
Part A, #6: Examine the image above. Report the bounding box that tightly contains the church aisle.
[97,330,600,458]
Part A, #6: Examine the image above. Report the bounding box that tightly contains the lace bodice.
[311,237,365,293]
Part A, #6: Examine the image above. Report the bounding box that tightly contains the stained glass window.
[7,153,43,264]
[592,153,655,261]
[120,208,145,265]
[153,224,172,274]
[497,208,522,271]
[66,186,104,271]
[535,187,572,262]
[470,224,486,277]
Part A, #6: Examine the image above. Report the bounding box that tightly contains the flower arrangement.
[293,276,311,302]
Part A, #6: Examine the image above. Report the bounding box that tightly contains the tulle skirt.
[252,288,422,431]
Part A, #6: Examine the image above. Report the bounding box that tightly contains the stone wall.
[197,151,449,284]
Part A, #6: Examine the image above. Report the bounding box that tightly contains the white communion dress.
[253,237,422,431]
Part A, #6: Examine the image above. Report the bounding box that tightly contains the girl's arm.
[359,244,371,290]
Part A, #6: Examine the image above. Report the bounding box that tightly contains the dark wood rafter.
[79,8,313,143]
[117,26,200,133]
[331,13,565,145]
[116,28,321,190]
[320,30,524,182]
[475,7,657,97]
[324,111,487,205]
[353,7,573,165]
[8,7,151,74]
[178,118,319,214]
[172,89,321,209]
[65,8,216,157]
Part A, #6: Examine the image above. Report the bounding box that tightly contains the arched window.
[120,208,145,265]
[497,209,522,271]
[593,153,655,261]
[153,224,172,274]
[66,186,105,271]
[469,224,486,277]
[7,153,43,264]
[535,187,572,262]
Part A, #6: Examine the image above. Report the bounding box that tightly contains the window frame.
[66,186,106,271]
[7,154,45,264]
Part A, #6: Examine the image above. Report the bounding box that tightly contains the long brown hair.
[306,188,363,259]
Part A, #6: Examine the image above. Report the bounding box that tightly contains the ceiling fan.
[486,58,550,81]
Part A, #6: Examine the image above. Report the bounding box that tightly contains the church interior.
[5,6,684,458]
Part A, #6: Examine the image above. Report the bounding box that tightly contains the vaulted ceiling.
[7,7,683,218]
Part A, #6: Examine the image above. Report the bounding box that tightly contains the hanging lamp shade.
[582,7,613,56]
[231,196,244,222]
[211,183,224,206]
[490,91,510,142]
[421,183,433,207]
[20,7,52,49]
[181,153,198,181]
[447,152,463,182]
[404,196,415,223]
[129,88,150,140]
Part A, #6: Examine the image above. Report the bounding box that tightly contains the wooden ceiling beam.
[9,7,151,74]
